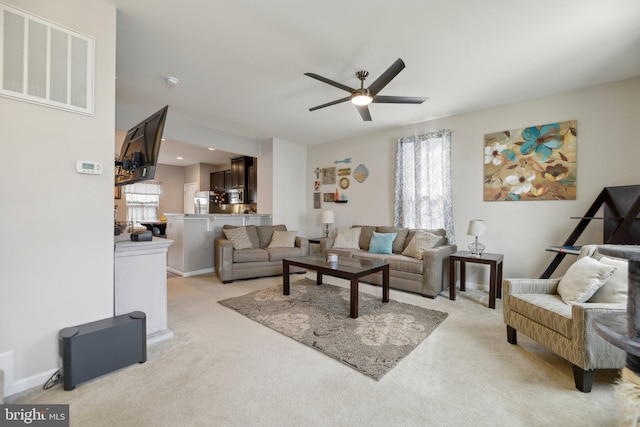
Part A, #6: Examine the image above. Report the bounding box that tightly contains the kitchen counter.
[163,213,272,276]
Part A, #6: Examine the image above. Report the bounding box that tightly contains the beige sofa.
[214,224,309,283]
[503,245,627,392]
[320,225,457,298]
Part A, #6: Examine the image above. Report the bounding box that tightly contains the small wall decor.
[334,157,352,164]
[339,177,350,189]
[321,167,336,185]
[353,164,369,183]
[314,167,322,179]
[324,192,335,202]
[483,120,577,201]
[313,192,321,209]
[338,168,351,176]
[314,181,321,191]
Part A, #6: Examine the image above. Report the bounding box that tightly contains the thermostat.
[76,160,103,175]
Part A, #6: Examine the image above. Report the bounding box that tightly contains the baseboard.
[167,265,215,277]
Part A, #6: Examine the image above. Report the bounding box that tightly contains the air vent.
[0,3,94,115]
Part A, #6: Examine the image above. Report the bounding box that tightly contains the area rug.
[219,278,448,380]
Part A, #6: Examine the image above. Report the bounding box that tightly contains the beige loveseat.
[503,245,627,392]
[320,225,457,298]
[214,224,309,283]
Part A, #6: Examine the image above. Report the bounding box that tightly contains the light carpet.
[7,274,621,426]
[219,278,448,380]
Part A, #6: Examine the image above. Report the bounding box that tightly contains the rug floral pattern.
[219,279,448,380]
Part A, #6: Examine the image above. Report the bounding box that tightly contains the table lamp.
[467,219,486,257]
[320,210,334,238]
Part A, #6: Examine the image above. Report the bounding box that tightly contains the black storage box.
[59,311,146,390]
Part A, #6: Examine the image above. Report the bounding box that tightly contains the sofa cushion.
[268,230,297,248]
[334,227,361,249]
[402,230,442,260]
[327,248,357,258]
[369,231,397,254]
[385,254,424,274]
[353,252,388,263]
[588,255,628,304]
[223,224,259,248]
[376,226,409,254]
[509,293,573,338]
[353,225,376,251]
[223,227,254,250]
[267,247,303,262]
[404,229,446,251]
[557,256,616,304]
[233,248,269,263]
[257,224,287,248]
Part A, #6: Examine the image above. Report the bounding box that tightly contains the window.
[124,182,162,225]
[394,130,455,243]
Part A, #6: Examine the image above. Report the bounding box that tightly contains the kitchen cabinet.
[247,163,257,203]
[210,171,227,192]
[224,170,231,192]
[230,156,254,189]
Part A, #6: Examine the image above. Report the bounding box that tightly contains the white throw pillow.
[268,230,297,248]
[333,227,361,249]
[557,256,617,304]
[588,256,628,304]
[223,227,253,250]
[401,231,441,260]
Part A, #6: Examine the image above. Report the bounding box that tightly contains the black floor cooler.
[59,311,147,390]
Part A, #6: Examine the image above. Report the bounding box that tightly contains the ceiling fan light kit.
[305,58,427,121]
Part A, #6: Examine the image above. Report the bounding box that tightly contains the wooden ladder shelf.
[540,185,640,278]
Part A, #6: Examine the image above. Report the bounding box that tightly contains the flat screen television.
[115,105,168,187]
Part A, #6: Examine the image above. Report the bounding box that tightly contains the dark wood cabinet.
[247,163,257,203]
[210,171,227,192]
[224,170,231,193]
[230,156,254,190]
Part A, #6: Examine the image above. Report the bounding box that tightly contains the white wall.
[270,138,307,230]
[306,77,640,283]
[257,140,274,215]
[0,0,116,396]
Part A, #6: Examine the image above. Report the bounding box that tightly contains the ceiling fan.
[304,58,427,121]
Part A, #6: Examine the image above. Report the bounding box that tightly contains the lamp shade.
[467,219,486,237]
[320,210,334,225]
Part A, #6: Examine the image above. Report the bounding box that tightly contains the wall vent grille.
[0,3,94,115]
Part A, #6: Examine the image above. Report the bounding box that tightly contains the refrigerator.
[194,191,226,214]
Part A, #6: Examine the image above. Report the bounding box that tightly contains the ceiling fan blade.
[367,58,405,96]
[372,95,428,104]
[309,96,351,111]
[304,73,355,93]
[356,105,372,121]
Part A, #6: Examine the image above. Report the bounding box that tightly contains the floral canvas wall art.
[483,120,577,201]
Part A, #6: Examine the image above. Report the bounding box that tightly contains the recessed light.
[208,147,216,151]
[176,157,183,160]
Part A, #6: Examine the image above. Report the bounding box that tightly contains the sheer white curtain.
[394,130,455,243]
[124,181,162,224]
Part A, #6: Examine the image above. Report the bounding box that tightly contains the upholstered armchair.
[503,245,627,392]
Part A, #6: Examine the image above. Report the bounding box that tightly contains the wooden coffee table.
[282,255,390,318]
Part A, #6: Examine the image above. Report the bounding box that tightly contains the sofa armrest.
[421,244,457,296]
[214,238,234,283]
[296,236,309,256]
[503,278,561,296]
[572,302,627,369]
[320,237,335,254]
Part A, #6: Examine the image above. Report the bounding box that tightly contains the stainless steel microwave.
[228,190,243,204]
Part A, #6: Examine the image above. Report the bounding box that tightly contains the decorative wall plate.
[353,164,369,183]
[339,177,350,189]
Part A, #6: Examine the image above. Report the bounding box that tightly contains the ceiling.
[107,0,640,165]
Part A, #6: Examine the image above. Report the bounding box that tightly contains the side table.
[449,251,504,309]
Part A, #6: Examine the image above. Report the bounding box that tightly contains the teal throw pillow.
[368,231,397,254]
